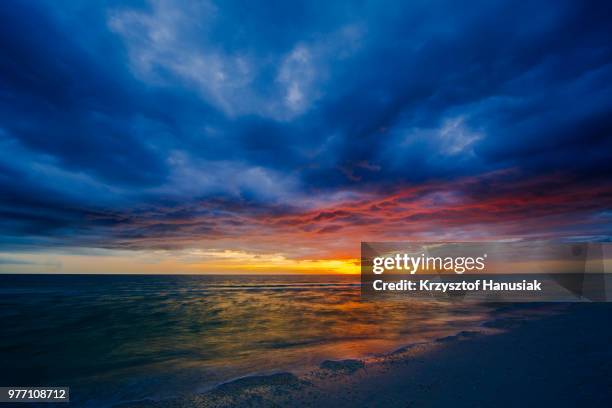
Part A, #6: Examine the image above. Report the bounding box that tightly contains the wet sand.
[122,304,612,407]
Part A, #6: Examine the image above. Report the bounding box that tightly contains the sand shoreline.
[120,303,612,407]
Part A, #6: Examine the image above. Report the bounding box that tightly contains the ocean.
[0,274,528,407]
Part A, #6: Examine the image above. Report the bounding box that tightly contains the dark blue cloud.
[0,0,611,249]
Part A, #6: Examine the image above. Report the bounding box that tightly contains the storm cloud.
[1,0,611,259]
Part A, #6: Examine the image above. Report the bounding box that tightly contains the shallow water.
[0,274,502,407]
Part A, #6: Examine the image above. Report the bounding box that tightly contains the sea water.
[0,274,507,407]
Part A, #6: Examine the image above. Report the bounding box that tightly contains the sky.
[0,0,611,273]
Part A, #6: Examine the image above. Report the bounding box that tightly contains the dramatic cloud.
[0,0,611,271]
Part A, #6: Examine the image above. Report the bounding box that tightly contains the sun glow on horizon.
[0,249,360,275]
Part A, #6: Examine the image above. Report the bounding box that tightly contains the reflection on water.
[1,275,498,406]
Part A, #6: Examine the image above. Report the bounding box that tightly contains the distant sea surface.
[0,274,517,407]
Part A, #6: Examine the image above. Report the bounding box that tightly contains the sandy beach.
[122,304,612,407]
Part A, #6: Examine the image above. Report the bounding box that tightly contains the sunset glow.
[1,1,611,273]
